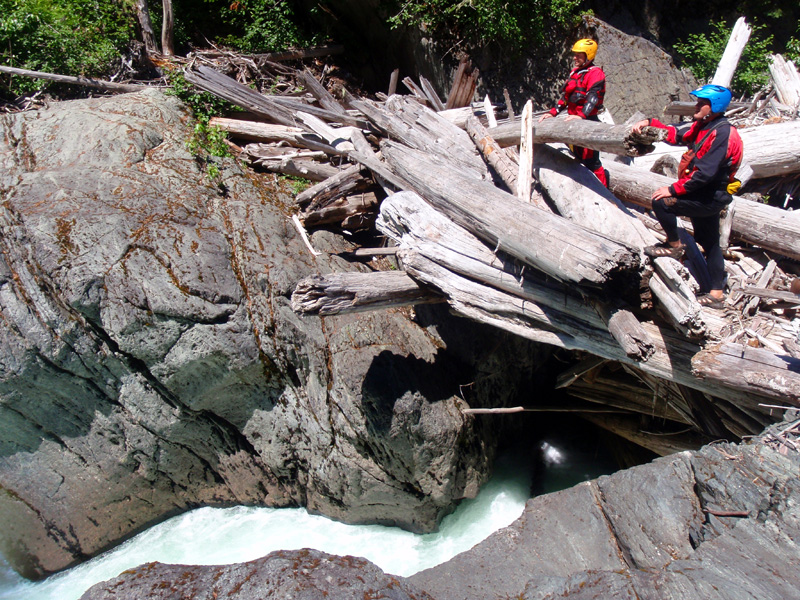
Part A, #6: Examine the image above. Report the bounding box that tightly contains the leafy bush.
[0,0,135,96]
[386,0,584,51]
[673,19,775,96]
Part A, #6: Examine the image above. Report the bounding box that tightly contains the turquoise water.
[0,455,532,600]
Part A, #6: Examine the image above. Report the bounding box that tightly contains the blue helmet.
[690,84,732,113]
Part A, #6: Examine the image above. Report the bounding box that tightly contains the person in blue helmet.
[632,84,743,309]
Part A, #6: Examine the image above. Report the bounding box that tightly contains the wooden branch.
[734,285,800,304]
[487,115,662,156]
[290,271,443,315]
[0,65,146,93]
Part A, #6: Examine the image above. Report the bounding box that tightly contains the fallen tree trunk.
[208,118,306,144]
[606,161,800,260]
[486,115,661,156]
[0,65,146,93]
[294,164,374,210]
[711,16,752,88]
[380,142,641,293]
[301,192,379,230]
[291,271,442,315]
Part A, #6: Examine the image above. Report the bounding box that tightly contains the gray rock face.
[0,89,548,579]
[410,424,800,600]
[78,548,435,600]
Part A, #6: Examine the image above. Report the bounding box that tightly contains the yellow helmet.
[571,38,598,61]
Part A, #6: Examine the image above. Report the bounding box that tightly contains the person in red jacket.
[539,38,608,187]
[632,84,743,308]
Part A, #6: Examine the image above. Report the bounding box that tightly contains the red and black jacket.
[549,63,606,119]
[649,116,743,196]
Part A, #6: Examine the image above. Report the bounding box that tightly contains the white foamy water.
[0,456,531,600]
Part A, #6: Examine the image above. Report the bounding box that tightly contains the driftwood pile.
[183,56,800,456]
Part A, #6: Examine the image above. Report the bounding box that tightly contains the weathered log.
[743,259,777,315]
[301,192,379,230]
[649,258,708,339]
[420,76,446,112]
[184,65,366,128]
[296,69,348,115]
[465,115,520,196]
[733,285,800,305]
[388,69,399,96]
[208,118,306,144]
[380,143,641,292]
[487,115,661,156]
[362,95,489,179]
[401,77,429,105]
[596,303,656,361]
[0,65,146,93]
[692,342,800,405]
[294,164,374,209]
[445,56,479,110]
[606,161,800,260]
[517,101,535,203]
[243,147,341,181]
[711,17,752,88]
[291,271,442,315]
[582,414,715,455]
[769,54,800,108]
[663,100,751,117]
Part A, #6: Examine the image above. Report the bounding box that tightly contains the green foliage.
[0,0,135,96]
[787,25,800,64]
[386,0,584,50]
[673,19,775,96]
[280,174,311,195]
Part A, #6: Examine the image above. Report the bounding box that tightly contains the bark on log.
[606,161,800,260]
[380,143,641,292]
[0,65,145,93]
[487,115,661,156]
[711,17,751,88]
[291,271,442,315]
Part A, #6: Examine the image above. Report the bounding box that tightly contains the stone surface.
[0,89,550,579]
[78,548,435,600]
[410,419,800,600]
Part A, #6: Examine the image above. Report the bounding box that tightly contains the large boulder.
[0,89,548,579]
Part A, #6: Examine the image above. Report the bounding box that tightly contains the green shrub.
[673,19,774,96]
[386,0,584,51]
[0,0,135,96]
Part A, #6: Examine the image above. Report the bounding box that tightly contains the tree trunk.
[161,0,175,56]
[711,16,751,88]
[487,115,662,156]
[135,0,159,54]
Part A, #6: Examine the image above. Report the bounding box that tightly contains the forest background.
[1,0,799,110]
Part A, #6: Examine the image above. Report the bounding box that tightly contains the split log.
[743,259,777,315]
[380,143,641,292]
[769,54,800,108]
[0,65,146,93]
[711,17,752,88]
[445,57,479,110]
[596,304,655,361]
[402,77,429,104]
[291,271,442,315]
[487,115,661,156]
[420,76,446,112]
[294,164,374,209]
[606,161,800,260]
